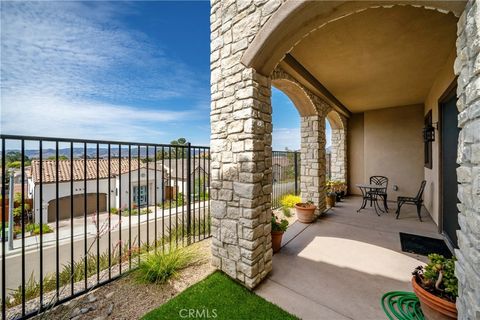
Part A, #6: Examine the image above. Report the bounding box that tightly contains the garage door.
[48,193,107,222]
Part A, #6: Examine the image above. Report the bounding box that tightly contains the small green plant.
[120,207,152,216]
[6,274,40,308]
[280,194,301,208]
[12,193,31,218]
[296,200,315,208]
[136,246,200,284]
[110,207,118,215]
[281,206,292,218]
[412,253,458,302]
[25,223,53,235]
[326,180,346,194]
[141,208,152,215]
[271,215,289,232]
[160,195,185,209]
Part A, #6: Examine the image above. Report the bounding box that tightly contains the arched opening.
[270,73,327,212]
[210,2,477,313]
[271,79,316,117]
[241,1,465,76]
[326,110,346,183]
[270,86,301,208]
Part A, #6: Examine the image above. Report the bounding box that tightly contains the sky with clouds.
[1,1,329,150]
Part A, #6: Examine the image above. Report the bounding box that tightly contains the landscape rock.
[107,303,114,316]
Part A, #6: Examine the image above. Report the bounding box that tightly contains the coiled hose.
[381,291,424,320]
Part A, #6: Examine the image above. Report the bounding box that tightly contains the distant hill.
[7,147,203,160]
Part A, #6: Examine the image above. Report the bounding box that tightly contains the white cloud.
[1,92,202,142]
[272,127,300,151]
[0,1,208,142]
[272,125,332,151]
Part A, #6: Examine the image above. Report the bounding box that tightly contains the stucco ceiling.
[290,6,458,113]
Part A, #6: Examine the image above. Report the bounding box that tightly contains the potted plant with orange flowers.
[412,253,458,320]
[294,200,317,223]
[325,181,336,208]
[271,215,288,253]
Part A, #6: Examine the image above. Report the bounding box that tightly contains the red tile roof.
[31,159,165,184]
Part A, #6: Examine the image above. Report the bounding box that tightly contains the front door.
[133,185,148,207]
[441,94,460,248]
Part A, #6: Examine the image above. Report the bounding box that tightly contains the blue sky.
[1,1,327,150]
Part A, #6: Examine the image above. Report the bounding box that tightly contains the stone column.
[330,126,347,182]
[454,1,480,318]
[300,115,327,213]
[210,0,279,289]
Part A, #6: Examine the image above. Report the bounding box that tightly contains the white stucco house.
[29,159,168,223]
[159,158,209,198]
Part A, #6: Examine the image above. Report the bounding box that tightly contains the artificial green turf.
[142,271,299,320]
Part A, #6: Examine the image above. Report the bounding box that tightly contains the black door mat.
[399,232,453,258]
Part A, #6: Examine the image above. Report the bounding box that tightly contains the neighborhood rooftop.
[31,159,167,184]
[157,158,209,179]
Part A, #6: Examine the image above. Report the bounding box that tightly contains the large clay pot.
[326,193,336,208]
[271,231,284,253]
[412,277,457,320]
[294,203,316,223]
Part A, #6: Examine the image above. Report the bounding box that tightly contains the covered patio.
[210,1,479,318]
[256,196,438,319]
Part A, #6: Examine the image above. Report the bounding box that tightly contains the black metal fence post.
[294,151,298,195]
[186,143,192,245]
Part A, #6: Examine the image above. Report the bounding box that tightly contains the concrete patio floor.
[256,196,443,320]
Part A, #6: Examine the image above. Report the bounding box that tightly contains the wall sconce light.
[423,123,437,142]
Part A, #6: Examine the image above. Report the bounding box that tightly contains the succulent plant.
[271,215,289,232]
[413,253,458,302]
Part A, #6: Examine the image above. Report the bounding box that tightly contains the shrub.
[271,215,289,232]
[136,246,200,284]
[281,206,292,218]
[141,208,152,215]
[25,223,53,235]
[12,193,31,219]
[110,207,118,215]
[160,195,185,209]
[6,274,40,308]
[413,253,458,302]
[280,194,301,208]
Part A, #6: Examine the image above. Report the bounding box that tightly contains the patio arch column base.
[330,125,347,182]
[300,114,327,214]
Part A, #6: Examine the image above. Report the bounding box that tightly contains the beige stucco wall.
[347,113,364,195]
[348,105,425,201]
[423,47,456,225]
[364,104,425,200]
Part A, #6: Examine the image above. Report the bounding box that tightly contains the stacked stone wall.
[454,1,480,318]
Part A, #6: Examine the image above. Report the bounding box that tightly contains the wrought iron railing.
[0,135,210,320]
[271,151,300,208]
[271,150,332,208]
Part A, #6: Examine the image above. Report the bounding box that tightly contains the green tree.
[157,137,189,159]
[47,155,68,160]
[6,151,31,168]
[7,161,21,169]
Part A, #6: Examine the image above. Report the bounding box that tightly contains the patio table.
[356,184,386,216]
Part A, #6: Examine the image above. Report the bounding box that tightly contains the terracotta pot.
[294,203,316,223]
[326,194,336,208]
[411,277,457,320]
[271,231,284,253]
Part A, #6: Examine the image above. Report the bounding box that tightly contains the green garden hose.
[381,291,424,320]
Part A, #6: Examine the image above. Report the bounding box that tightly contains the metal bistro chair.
[396,180,427,222]
[368,176,389,212]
